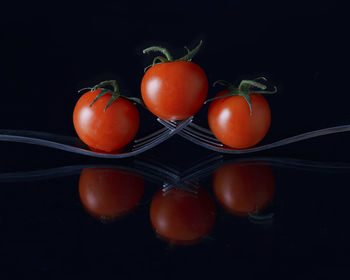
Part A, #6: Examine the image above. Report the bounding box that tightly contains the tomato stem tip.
[77,87,92,94]
[143,46,174,61]
[175,40,203,62]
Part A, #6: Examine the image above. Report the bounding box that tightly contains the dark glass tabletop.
[1,137,350,279]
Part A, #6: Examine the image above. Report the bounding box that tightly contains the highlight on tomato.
[141,40,208,120]
[212,161,275,217]
[73,80,142,153]
[150,185,216,245]
[78,168,144,221]
[206,77,277,149]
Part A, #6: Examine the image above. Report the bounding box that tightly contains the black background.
[1,0,349,166]
[0,1,347,143]
[1,1,350,279]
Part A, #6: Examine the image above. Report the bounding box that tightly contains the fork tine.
[133,127,168,144]
[162,183,198,194]
[160,119,177,129]
[161,120,223,147]
[157,117,193,131]
[189,122,215,136]
[132,117,192,152]
[184,126,222,144]
[168,120,221,143]
[160,120,185,133]
[169,121,214,136]
[181,128,223,146]
[132,129,170,150]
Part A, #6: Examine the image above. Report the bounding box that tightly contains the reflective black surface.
[1,1,349,279]
[1,148,350,279]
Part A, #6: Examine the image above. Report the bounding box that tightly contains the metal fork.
[131,117,193,152]
[0,117,193,158]
[172,120,223,146]
[3,117,350,157]
[136,120,222,145]
[158,119,350,154]
[159,119,224,148]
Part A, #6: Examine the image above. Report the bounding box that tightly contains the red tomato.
[212,162,275,216]
[141,61,208,120]
[79,168,144,220]
[150,187,216,245]
[208,89,271,149]
[73,90,140,152]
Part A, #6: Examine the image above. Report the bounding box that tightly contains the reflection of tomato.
[150,187,216,245]
[79,168,144,220]
[212,162,275,216]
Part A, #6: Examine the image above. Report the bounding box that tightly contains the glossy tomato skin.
[79,168,144,220]
[212,162,275,216]
[150,187,216,245]
[141,61,208,120]
[208,90,271,149]
[73,90,140,152]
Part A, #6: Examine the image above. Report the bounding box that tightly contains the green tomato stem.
[89,89,111,108]
[143,46,174,61]
[152,56,169,65]
[175,40,203,61]
[205,78,278,116]
[79,80,145,112]
[92,80,120,94]
[212,80,235,89]
[142,40,203,65]
[239,80,267,91]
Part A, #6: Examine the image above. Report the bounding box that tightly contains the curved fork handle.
[0,117,193,158]
[158,120,350,154]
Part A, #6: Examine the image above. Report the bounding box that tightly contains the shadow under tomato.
[212,161,275,217]
[78,168,144,221]
[150,186,216,246]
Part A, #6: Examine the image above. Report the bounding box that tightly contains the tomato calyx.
[143,40,203,72]
[204,77,277,115]
[78,80,145,111]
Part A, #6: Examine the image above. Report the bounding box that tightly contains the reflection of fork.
[159,119,350,154]
[2,155,350,183]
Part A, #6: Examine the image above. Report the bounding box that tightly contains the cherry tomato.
[73,89,140,152]
[79,168,144,220]
[208,89,271,149]
[150,186,216,245]
[141,61,208,120]
[212,162,275,216]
